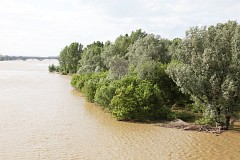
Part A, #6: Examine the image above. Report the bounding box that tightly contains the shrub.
[195,117,215,126]
[167,110,195,121]
[94,83,117,108]
[136,61,192,106]
[71,74,91,91]
[83,79,97,102]
[110,75,169,121]
[82,72,108,102]
[48,64,57,72]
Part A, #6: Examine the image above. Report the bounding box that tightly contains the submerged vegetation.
[52,21,240,130]
[48,64,59,72]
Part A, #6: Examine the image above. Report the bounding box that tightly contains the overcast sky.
[1,0,240,56]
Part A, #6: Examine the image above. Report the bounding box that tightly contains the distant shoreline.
[0,55,58,61]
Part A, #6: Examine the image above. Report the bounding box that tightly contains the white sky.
[1,0,240,56]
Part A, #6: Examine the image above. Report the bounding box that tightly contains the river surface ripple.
[0,60,240,160]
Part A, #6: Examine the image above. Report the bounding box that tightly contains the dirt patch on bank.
[162,119,224,134]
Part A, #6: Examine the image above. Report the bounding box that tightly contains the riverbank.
[74,89,226,135]
[161,119,224,134]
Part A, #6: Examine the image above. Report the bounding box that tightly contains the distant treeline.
[0,55,58,61]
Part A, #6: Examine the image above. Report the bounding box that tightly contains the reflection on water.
[0,60,240,160]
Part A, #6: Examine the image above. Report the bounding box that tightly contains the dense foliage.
[55,21,240,128]
[167,21,240,129]
[78,41,105,73]
[59,42,83,74]
[110,76,168,121]
[67,29,190,121]
[48,64,59,72]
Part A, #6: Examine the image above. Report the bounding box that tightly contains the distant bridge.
[0,55,59,61]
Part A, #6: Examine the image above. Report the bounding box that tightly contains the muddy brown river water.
[0,60,240,160]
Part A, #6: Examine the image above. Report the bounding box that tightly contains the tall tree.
[67,42,83,73]
[167,21,240,129]
[59,46,68,74]
[126,34,171,67]
[59,42,83,74]
[78,41,104,73]
[126,34,188,106]
[101,30,147,79]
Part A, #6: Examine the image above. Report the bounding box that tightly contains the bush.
[167,110,195,121]
[71,73,91,91]
[71,72,108,102]
[94,83,117,108]
[136,61,192,106]
[82,72,108,102]
[48,64,57,72]
[195,117,215,126]
[83,79,97,102]
[110,75,169,121]
[190,100,206,113]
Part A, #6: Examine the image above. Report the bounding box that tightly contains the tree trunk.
[225,115,230,130]
[215,107,221,124]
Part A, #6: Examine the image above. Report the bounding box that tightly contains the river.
[0,60,240,160]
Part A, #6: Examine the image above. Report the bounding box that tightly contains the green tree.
[167,21,240,129]
[67,42,83,73]
[126,34,171,67]
[168,38,182,59]
[59,46,68,74]
[101,30,146,79]
[101,35,130,69]
[59,42,83,74]
[136,61,191,106]
[108,55,128,79]
[78,41,104,73]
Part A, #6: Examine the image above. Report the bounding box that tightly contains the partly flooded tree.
[59,42,83,74]
[167,21,240,129]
